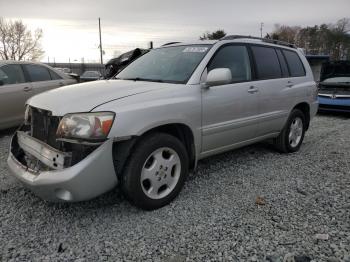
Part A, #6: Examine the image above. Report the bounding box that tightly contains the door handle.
[59,82,64,86]
[23,86,32,92]
[248,86,258,94]
[286,81,294,88]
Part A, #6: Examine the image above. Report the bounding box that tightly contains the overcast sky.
[1,0,349,62]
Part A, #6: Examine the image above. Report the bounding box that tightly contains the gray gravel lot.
[0,114,349,262]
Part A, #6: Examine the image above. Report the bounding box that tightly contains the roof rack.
[161,42,182,46]
[221,35,296,48]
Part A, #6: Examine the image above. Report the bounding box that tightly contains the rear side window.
[24,64,52,82]
[208,45,251,82]
[282,50,305,77]
[251,46,282,79]
[276,49,289,77]
[0,65,26,85]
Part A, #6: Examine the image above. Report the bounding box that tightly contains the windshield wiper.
[121,77,164,83]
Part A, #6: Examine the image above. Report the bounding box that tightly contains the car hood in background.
[320,61,350,82]
[27,80,166,115]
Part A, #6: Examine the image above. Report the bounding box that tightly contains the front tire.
[121,133,189,210]
[274,109,306,153]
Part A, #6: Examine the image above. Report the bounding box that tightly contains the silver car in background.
[0,61,77,129]
[7,36,318,210]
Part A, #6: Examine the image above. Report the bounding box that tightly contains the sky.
[1,0,349,63]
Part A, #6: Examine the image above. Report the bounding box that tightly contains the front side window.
[283,50,305,77]
[0,65,26,85]
[24,64,52,82]
[116,45,211,84]
[251,46,282,80]
[208,45,251,83]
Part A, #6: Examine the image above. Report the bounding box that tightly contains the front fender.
[93,85,202,155]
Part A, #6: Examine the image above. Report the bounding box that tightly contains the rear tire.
[274,109,306,153]
[121,132,189,210]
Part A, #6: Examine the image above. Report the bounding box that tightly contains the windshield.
[115,45,211,84]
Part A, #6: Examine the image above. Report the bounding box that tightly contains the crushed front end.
[7,106,118,202]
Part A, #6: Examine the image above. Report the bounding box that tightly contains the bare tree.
[0,17,44,61]
[270,24,301,43]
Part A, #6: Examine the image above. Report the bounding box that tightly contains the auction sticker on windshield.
[183,47,208,53]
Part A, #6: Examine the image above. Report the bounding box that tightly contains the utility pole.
[260,22,264,38]
[98,18,103,64]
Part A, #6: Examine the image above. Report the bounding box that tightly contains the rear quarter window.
[251,46,282,80]
[282,50,306,77]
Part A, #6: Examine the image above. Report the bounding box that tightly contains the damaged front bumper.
[7,131,118,202]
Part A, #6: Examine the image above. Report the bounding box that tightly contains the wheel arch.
[293,102,310,130]
[113,122,197,179]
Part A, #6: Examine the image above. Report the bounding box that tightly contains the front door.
[201,45,259,154]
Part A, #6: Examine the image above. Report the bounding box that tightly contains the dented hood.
[27,80,164,116]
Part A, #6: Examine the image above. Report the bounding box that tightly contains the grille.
[30,107,61,149]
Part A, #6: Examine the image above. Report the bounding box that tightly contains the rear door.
[201,44,260,153]
[23,64,64,95]
[249,45,295,136]
[0,64,33,128]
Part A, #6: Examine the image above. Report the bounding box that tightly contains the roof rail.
[221,35,296,48]
[161,42,182,46]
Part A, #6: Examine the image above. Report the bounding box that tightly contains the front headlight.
[56,112,115,140]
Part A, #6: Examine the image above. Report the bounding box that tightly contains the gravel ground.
[0,114,349,262]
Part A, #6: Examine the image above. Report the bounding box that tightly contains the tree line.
[201,18,350,61]
[267,18,350,60]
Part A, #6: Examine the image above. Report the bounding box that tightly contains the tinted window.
[251,46,282,79]
[49,69,62,80]
[282,50,305,77]
[25,64,52,82]
[276,49,289,77]
[0,65,26,85]
[208,45,251,82]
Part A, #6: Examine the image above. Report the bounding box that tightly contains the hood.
[27,80,165,116]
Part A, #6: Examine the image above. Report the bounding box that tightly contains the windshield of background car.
[83,71,99,77]
[323,77,350,83]
[115,45,211,84]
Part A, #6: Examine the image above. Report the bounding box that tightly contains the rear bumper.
[7,133,118,202]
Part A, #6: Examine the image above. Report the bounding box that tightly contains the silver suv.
[7,36,318,210]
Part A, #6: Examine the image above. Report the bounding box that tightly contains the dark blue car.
[318,61,350,112]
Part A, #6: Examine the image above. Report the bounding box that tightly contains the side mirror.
[205,68,232,87]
